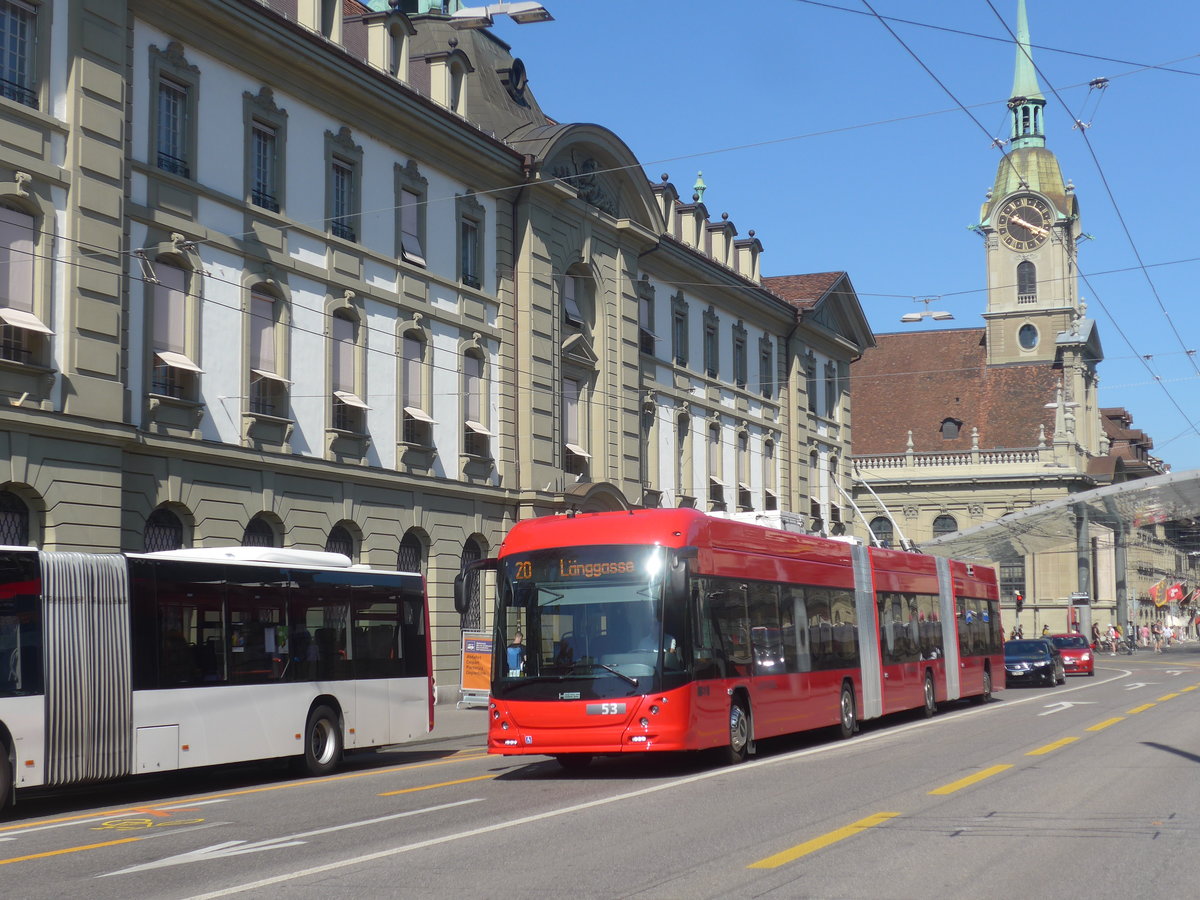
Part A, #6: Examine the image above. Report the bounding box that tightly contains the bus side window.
[691,578,725,680]
[781,586,810,673]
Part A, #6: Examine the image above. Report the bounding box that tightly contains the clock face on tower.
[995,194,1053,251]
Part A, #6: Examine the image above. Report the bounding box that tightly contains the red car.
[1049,633,1095,676]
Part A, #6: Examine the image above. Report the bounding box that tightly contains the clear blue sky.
[490,0,1200,472]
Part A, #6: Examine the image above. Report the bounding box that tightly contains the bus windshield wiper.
[569,661,638,687]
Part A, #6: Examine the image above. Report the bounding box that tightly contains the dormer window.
[941,418,962,440]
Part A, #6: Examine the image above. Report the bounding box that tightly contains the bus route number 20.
[586,703,627,715]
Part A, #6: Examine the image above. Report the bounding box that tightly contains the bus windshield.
[494,545,678,698]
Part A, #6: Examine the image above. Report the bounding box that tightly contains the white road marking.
[1038,701,1096,716]
[101,799,482,877]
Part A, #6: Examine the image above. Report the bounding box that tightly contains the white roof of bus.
[5,545,420,576]
[135,547,355,568]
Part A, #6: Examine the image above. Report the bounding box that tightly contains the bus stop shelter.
[917,469,1200,633]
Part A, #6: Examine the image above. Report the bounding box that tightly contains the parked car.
[1004,638,1065,687]
[1048,633,1095,676]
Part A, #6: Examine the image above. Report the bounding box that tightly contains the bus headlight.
[639,718,650,728]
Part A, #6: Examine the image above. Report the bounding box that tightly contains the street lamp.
[900,297,953,323]
[449,2,554,28]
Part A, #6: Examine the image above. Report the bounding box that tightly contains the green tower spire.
[1009,0,1046,150]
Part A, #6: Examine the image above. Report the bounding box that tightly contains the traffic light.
[1014,591,1024,613]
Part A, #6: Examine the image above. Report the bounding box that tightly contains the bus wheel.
[838,684,857,740]
[555,754,593,772]
[922,673,936,718]
[980,668,993,702]
[302,705,342,777]
[725,700,750,764]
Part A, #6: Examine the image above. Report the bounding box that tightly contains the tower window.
[941,418,961,440]
[1018,323,1038,350]
[1017,261,1036,302]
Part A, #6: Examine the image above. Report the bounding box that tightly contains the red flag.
[1166,582,1185,603]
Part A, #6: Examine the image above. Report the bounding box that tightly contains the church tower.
[978,0,1103,454]
[981,0,1087,361]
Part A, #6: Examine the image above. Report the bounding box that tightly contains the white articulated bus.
[0,545,433,811]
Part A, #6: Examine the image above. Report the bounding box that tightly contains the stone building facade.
[0,0,871,695]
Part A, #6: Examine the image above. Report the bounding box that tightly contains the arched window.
[325,524,354,559]
[1,205,50,367]
[763,439,777,511]
[675,412,691,503]
[448,61,466,116]
[869,516,894,548]
[331,310,366,433]
[459,538,483,630]
[397,530,424,574]
[400,331,432,446]
[462,347,490,458]
[0,491,30,546]
[1017,261,1037,301]
[242,516,276,548]
[144,508,183,552]
[932,515,958,538]
[249,287,288,417]
[941,418,961,440]
[828,455,841,525]
[808,450,820,520]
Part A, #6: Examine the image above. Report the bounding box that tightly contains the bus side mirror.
[668,547,695,599]
[454,557,498,614]
[453,572,468,614]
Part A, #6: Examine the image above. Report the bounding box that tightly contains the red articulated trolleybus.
[458,508,1001,770]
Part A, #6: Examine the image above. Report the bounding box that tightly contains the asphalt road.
[3,646,1199,899]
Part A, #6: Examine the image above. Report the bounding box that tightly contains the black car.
[1004,639,1065,687]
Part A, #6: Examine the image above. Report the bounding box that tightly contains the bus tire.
[0,745,11,811]
[555,753,593,772]
[838,683,857,740]
[978,667,993,702]
[922,672,936,718]
[302,705,342,777]
[724,699,750,765]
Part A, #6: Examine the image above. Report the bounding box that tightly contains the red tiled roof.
[850,328,1061,454]
[763,272,844,311]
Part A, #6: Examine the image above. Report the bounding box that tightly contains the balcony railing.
[252,189,280,212]
[156,151,190,178]
[0,77,37,109]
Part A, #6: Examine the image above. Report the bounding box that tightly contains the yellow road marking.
[379,774,497,796]
[1127,703,1156,714]
[0,753,491,834]
[1087,717,1124,731]
[1026,737,1079,756]
[747,812,900,869]
[1182,685,1198,692]
[0,837,140,866]
[1156,693,1180,702]
[929,764,1012,795]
